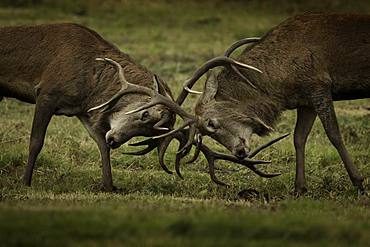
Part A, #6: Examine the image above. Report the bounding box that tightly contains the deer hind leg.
[23,96,55,186]
[294,107,317,194]
[312,94,364,193]
[78,117,114,192]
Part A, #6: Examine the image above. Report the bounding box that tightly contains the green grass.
[1,1,370,246]
[1,194,370,247]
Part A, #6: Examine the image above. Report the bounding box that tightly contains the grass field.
[1,1,370,246]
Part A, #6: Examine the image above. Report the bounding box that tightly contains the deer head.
[194,70,274,158]
[88,58,174,149]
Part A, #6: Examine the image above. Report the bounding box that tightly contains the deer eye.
[141,111,150,121]
[205,119,219,133]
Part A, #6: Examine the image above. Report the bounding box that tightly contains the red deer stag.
[0,23,174,191]
[127,13,369,194]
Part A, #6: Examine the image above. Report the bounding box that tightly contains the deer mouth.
[106,133,131,149]
[106,139,120,149]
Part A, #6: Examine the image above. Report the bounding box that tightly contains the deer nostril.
[235,148,248,159]
[106,137,116,148]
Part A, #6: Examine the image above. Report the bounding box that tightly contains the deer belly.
[0,80,36,104]
[332,83,370,101]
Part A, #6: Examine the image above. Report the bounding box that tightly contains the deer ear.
[153,74,173,100]
[250,116,274,136]
[202,70,218,103]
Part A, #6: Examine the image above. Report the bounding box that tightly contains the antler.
[224,37,261,89]
[174,131,288,185]
[88,58,198,147]
[122,138,158,155]
[176,55,262,105]
[168,39,263,154]
[88,58,149,112]
[147,56,264,157]
[127,130,289,185]
[223,37,261,57]
[197,142,278,186]
[120,56,263,156]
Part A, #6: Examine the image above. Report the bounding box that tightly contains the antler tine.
[122,139,158,155]
[88,57,155,112]
[98,58,130,88]
[127,136,175,175]
[230,65,257,89]
[125,91,196,124]
[198,144,279,185]
[248,133,290,159]
[129,138,155,146]
[152,119,196,140]
[177,123,197,154]
[153,114,171,131]
[176,56,263,106]
[125,99,163,115]
[204,151,228,186]
[223,38,261,90]
[183,85,203,95]
[247,165,281,178]
[186,133,202,164]
[174,137,192,179]
[157,136,175,174]
[174,153,184,179]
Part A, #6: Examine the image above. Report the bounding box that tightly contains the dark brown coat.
[195,13,370,193]
[0,23,171,191]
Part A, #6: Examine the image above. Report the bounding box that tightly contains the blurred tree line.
[1,0,42,6]
[1,0,368,15]
[0,0,365,7]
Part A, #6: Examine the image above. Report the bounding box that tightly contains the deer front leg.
[23,97,55,186]
[97,137,114,192]
[78,117,114,192]
[312,94,364,193]
[294,107,317,194]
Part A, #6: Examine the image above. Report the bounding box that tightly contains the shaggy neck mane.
[86,49,154,111]
[215,68,285,133]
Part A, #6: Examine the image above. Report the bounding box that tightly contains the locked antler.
[126,131,289,185]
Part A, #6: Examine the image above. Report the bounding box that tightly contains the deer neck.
[215,71,285,130]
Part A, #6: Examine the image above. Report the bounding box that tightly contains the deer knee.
[326,133,344,149]
[293,134,306,150]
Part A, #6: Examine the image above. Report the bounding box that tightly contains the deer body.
[193,13,370,193]
[0,23,171,191]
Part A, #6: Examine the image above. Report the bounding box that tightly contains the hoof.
[112,186,124,193]
[22,178,32,187]
[294,186,308,197]
[354,180,365,194]
[101,184,123,193]
[357,187,368,197]
[238,189,261,201]
[359,190,368,197]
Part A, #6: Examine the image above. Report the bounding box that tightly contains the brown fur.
[195,13,370,193]
[0,23,172,191]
